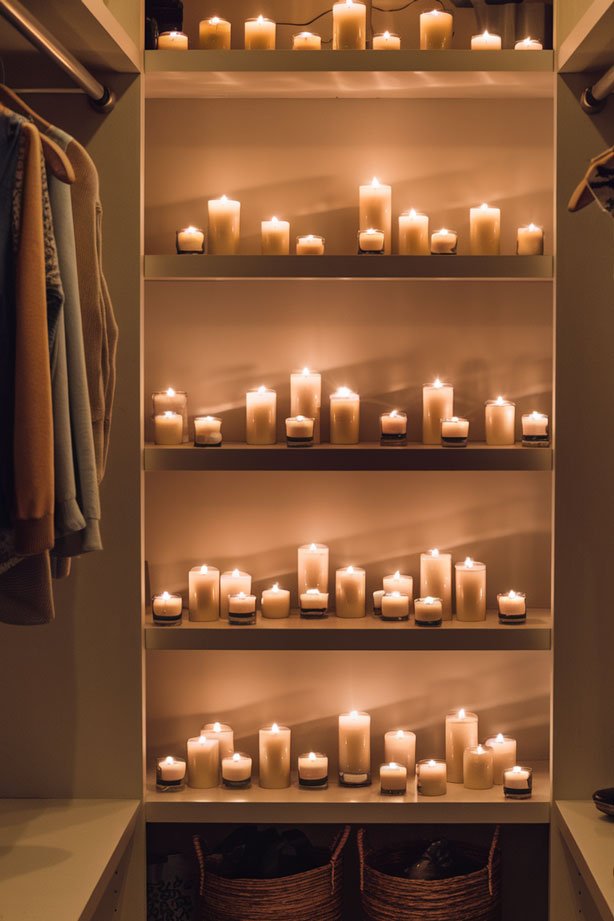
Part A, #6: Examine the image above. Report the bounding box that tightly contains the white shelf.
[555,801,614,921]
[558,0,614,71]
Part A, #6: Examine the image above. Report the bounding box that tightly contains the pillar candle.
[383,571,413,598]
[158,30,188,49]
[261,217,290,255]
[245,16,276,49]
[455,558,487,622]
[422,379,453,444]
[291,368,322,442]
[261,583,291,619]
[199,16,231,49]
[431,228,458,254]
[332,0,367,50]
[246,386,277,444]
[189,565,220,622]
[399,210,429,255]
[470,203,501,255]
[420,549,452,619]
[194,415,222,447]
[298,751,328,785]
[222,752,252,786]
[380,762,407,794]
[208,196,241,254]
[463,745,494,790]
[202,722,234,761]
[471,30,502,49]
[517,223,544,255]
[259,723,291,788]
[293,31,322,50]
[330,387,360,444]
[176,226,205,253]
[336,566,366,618]
[417,759,447,796]
[419,10,453,49]
[373,31,401,50]
[384,729,416,774]
[415,596,443,626]
[446,709,478,783]
[154,411,183,445]
[338,710,370,783]
[485,734,517,784]
[298,543,329,592]
[360,178,392,254]
[220,569,252,618]
[296,234,325,255]
[515,37,543,50]
[485,397,516,445]
[187,736,220,788]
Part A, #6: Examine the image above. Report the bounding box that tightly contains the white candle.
[194,415,222,447]
[208,196,241,255]
[503,765,532,795]
[463,745,494,790]
[373,31,401,50]
[471,30,502,50]
[431,228,458,254]
[446,708,478,783]
[300,588,329,615]
[157,755,186,784]
[423,379,454,444]
[220,569,252,618]
[154,411,183,445]
[470,203,501,255]
[158,31,188,49]
[420,549,452,619]
[199,16,231,49]
[485,397,516,445]
[336,566,366,618]
[419,10,453,49]
[398,210,429,255]
[383,571,413,598]
[261,583,291,619]
[417,758,447,796]
[373,589,385,612]
[360,178,392,254]
[259,723,291,788]
[291,368,322,442]
[380,762,407,794]
[228,592,257,621]
[298,543,329,592]
[517,223,544,255]
[359,228,385,253]
[498,590,526,620]
[261,217,290,255]
[333,0,367,50]
[338,710,371,782]
[187,736,220,788]
[296,234,325,255]
[189,565,220,622]
[245,15,276,50]
[246,386,277,444]
[222,752,252,785]
[152,591,182,622]
[414,595,443,625]
[286,415,314,444]
[298,751,329,783]
[380,410,407,437]
[152,387,187,419]
[485,734,517,784]
[384,729,416,774]
[381,591,410,621]
[176,226,205,253]
[455,558,487,622]
[522,411,549,441]
[202,721,234,761]
[441,416,469,444]
[330,387,360,444]
[293,31,322,50]
[515,37,543,50]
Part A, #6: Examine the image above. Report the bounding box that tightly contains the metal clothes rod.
[0,0,115,112]
[581,63,614,114]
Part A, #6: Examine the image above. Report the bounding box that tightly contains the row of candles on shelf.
[151,546,528,627]
[152,379,550,448]
[177,187,544,257]
[155,710,533,800]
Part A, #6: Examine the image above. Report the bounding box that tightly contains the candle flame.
[430,9,440,14]
[257,385,267,393]
[166,386,176,396]
[210,17,220,24]
[232,568,240,577]
[200,565,209,574]
[528,223,538,231]
[509,590,517,599]
[232,752,241,761]
[496,733,505,743]
[163,410,175,418]
[198,735,208,745]
[483,29,490,36]
[306,234,314,240]
[272,583,279,592]
[388,762,399,768]
[409,208,417,218]
[464,557,474,568]
[308,751,317,760]
[164,756,174,765]
[512,765,522,773]
[336,386,353,397]
[213,722,222,732]
[433,378,443,388]
[496,395,505,405]
[371,177,380,187]
[477,745,485,754]
[350,710,359,719]
[480,202,490,210]
[393,570,401,580]
[438,229,449,235]
[302,367,310,375]
[272,722,280,733]
[271,216,278,223]
[391,591,402,598]
[430,548,440,557]
[257,14,265,23]
[346,565,354,574]
[425,596,435,604]
[451,416,459,422]
[366,228,378,234]
[396,729,405,738]
[220,194,228,202]
[390,410,398,417]
[458,708,466,719]
[531,410,544,419]
[161,591,171,600]
[296,415,305,422]
[306,588,319,595]
[383,30,391,38]
[428,759,437,767]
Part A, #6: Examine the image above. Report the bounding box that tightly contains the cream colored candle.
[246,386,277,444]
[158,30,188,49]
[177,226,205,253]
[208,196,240,255]
[455,558,486,622]
[228,592,257,622]
[415,596,443,625]
[522,411,549,441]
[441,416,469,445]
[463,745,494,789]
[360,178,392,254]
[420,549,452,619]
[220,569,252,618]
[470,203,501,255]
[298,751,328,783]
[202,721,234,761]
[431,228,458,254]
[485,397,516,445]
[471,30,502,49]
[286,416,314,444]
[222,752,252,785]
[336,566,366,618]
[422,379,454,444]
[380,410,407,436]
[419,10,453,49]
[330,387,360,444]
[485,734,517,784]
[373,31,401,50]
[261,583,291,619]
[338,710,370,783]
[498,590,526,618]
[380,762,407,794]
[446,709,478,783]
[298,543,329,592]
[381,591,410,620]
[194,415,222,447]
[417,759,447,796]
[199,17,231,49]
[154,411,183,445]
[245,15,276,49]
[259,723,291,788]
[261,217,290,255]
[293,31,322,50]
[373,589,385,612]
[384,729,416,774]
[300,588,329,615]
[503,765,532,796]
[157,756,186,785]
[152,591,182,622]
[291,368,322,442]
[296,234,325,255]
[399,210,429,255]
[333,0,367,50]
[187,735,220,788]
[517,223,544,255]
[515,37,543,50]
[153,387,188,441]
[189,565,220,622]
[383,571,413,598]
[359,228,385,253]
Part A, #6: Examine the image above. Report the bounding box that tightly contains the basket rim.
[362,839,500,887]
[201,859,342,888]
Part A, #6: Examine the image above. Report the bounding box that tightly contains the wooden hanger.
[0,85,75,185]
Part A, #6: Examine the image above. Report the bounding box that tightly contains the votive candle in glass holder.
[152,591,182,625]
[380,762,407,795]
[333,0,367,50]
[373,30,401,49]
[503,765,533,798]
[420,549,453,619]
[158,30,188,49]
[154,411,182,445]
[153,387,188,440]
[199,16,231,49]
[259,723,291,789]
[471,30,502,49]
[246,386,277,444]
[202,722,234,761]
[156,755,186,791]
[245,15,276,49]
[414,595,443,626]
[298,543,329,592]
[208,195,241,254]
[485,734,517,784]
[261,217,290,255]
[522,411,549,446]
[431,228,458,254]
[380,410,407,445]
[470,203,501,255]
[296,234,325,255]
[194,415,222,447]
[338,710,371,786]
[360,178,392,254]
[286,415,315,447]
[220,570,252,618]
[446,708,478,782]
[485,397,516,445]
[497,590,527,624]
[358,228,385,254]
[381,591,411,622]
[187,735,220,789]
[417,758,447,796]
[420,10,453,49]
[330,387,360,444]
[176,226,205,254]
[383,570,413,598]
[189,565,220,622]
[384,729,416,774]
[399,209,429,255]
[228,592,257,625]
[261,583,291,619]
[373,589,385,615]
[517,223,544,255]
[336,566,366,618]
[463,744,494,789]
[299,588,329,618]
[455,558,487,622]
[515,37,543,50]
[298,751,329,788]
[423,379,454,444]
[293,31,322,49]
[441,416,469,447]
[222,752,252,788]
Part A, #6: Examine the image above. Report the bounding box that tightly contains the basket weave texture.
[358,826,501,921]
[193,825,350,921]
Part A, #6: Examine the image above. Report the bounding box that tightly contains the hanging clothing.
[568,146,614,216]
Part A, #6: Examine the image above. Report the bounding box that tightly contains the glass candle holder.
[293,31,322,50]
[299,589,329,619]
[222,752,252,789]
[158,30,188,49]
[338,710,371,786]
[517,223,544,255]
[286,415,315,447]
[228,592,257,626]
[380,410,407,445]
[373,589,385,615]
[373,30,401,49]
[194,416,222,447]
[417,758,447,796]
[156,755,186,791]
[515,37,543,50]
[522,412,550,446]
[296,234,325,255]
[414,596,443,627]
[358,228,385,254]
[152,388,188,441]
[298,751,329,788]
[497,591,527,624]
[176,226,205,254]
[503,765,533,799]
[431,229,458,254]
[380,762,408,795]
[441,416,469,447]
[381,591,411,622]
[152,592,182,625]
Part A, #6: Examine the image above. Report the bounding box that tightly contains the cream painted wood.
[558,0,614,68]
[555,802,614,921]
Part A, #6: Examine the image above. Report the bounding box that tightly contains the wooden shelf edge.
[555,801,614,921]
[558,0,614,71]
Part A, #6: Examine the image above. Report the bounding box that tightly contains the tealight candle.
[503,765,533,798]
[158,30,188,49]
[291,368,322,442]
[259,723,291,788]
[338,710,371,786]
[360,178,392,254]
[485,734,517,783]
[293,31,322,50]
[330,387,360,444]
[431,228,458,254]
[189,565,220,622]
[383,571,413,598]
[497,590,527,624]
[156,755,186,790]
[208,195,240,255]
[380,410,408,445]
[199,16,231,49]
[187,736,219,789]
[522,411,549,446]
[298,543,329,592]
[176,226,205,254]
[455,558,487,622]
[298,751,329,788]
[220,569,252,619]
[419,10,453,49]
[194,416,222,447]
[296,234,325,255]
[441,416,469,447]
[228,592,257,625]
[152,591,182,625]
[373,589,385,614]
[485,397,516,445]
[417,759,447,796]
[373,31,401,50]
[471,30,502,49]
[423,379,454,444]
[300,588,329,618]
[332,0,367,50]
[336,566,366,618]
[446,709,478,783]
[261,217,290,255]
[515,37,543,50]
[380,762,407,795]
[463,744,494,790]
[414,596,443,626]
[517,223,544,255]
[245,15,276,49]
[470,203,501,255]
[384,729,416,774]
[202,722,234,761]
[261,583,291,619]
[154,411,183,445]
[381,591,411,621]
[358,228,385,254]
[222,752,252,788]
[420,549,452,619]
[285,415,315,447]
[246,386,277,444]
[398,210,429,255]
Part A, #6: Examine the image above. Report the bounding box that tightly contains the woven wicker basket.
[193,826,350,921]
[358,826,501,921]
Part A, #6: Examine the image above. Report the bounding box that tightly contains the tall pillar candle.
[201,722,234,761]
[470,203,501,255]
[189,565,220,622]
[485,397,516,445]
[338,710,371,785]
[420,10,453,48]
[187,736,220,788]
[360,178,392,254]
[463,745,494,790]
[330,387,360,444]
[298,543,329,592]
[485,734,517,784]
[199,16,231,49]
[336,566,366,618]
[445,708,478,783]
[259,723,291,788]
[332,0,367,50]
[291,368,322,442]
[220,569,252,618]
[422,379,454,444]
[420,549,452,619]
[246,386,277,444]
[208,196,241,254]
[245,16,276,49]
[455,558,486,621]
[384,729,416,774]
[399,210,429,255]
[261,217,290,255]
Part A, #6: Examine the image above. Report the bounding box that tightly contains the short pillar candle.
[189,565,220,622]
[463,745,494,790]
[419,10,453,49]
[522,411,549,446]
[152,592,182,625]
[420,549,452,619]
[228,592,257,626]
[455,558,487,622]
[332,0,367,50]
[154,411,183,445]
[338,710,371,786]
[336,566,366,618]
[199,16,231,49]
[360,178,392,254]
[485,734,517,784]
[373,30,401,49]
[470,203,501,255]
[504,765,533,798]
[417,759,447,796]
[415,596,443,626]
[431,228,458,254]
[380,762,408,795]
[471,30,502,49]
[156,756,186,790]
[261,217,290,255]
[259,723,291,789]
[202,722,234,761]
[158,30,188,49]
[384,729,416,774]
[286,415,315,447]
[423,379,454,444]
[497,590,527,624]
[446,708,478,783]
[187,736,220,789]
[245,16,276,49]
[517,223,544,255]
[298,543,329,592]
[261,583,291,620]
[208,196,241,254]
[246,386,277,444]
[176,226,205,254]
[485,397,516,445]
[381,591,410,621]
[220,569,252,618]
[330,387,360,444]
[399,210,429,255]
[380,410,407,445]
[298,752,329,788]
[222,752,252,788]
[291,368,322,441]
[441,416,469,447]
[296,234,325,254]
[300,588,329,618]
[293,31,322,50]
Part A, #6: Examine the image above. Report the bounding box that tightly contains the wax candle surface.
[286,416,314,442]
[291,368,322,441]
[381,410,407,435]
[187,736,219,788]
[298,543,329,592]
[381,591,410,620]
[359,228,385,252]
[498,590,526,617]
[417,759,447,796]
[470,203,501,255]
[373,31,401,49]
[446,709,478,783]
[246,386,277,444]
[455,558,487,621]
[333,0,367,50]
[504,765,532,791]
[189,565,220,622]
[431,228,457,254]
[441,416,469,441]
[259,724,291,788]
[158,31,188,49]
[154,411,183,445]
[245,16,276,49]
[336,566,366,618]
[522,412,549,438]
[381,762,407,793]
[338,711,370,779]
[228,592,256,616]
[463,745,494,789]
[415,596,443,624]
[517,223,544,255]
[298,751,328,780]
[384,730,416,774]
[485,734,517,784]
[152,592,182,619]
[360,178,392,254]
[420,10,453,49]
[208,196,240,255]
[300,589,329,613]
[330,388,360,444]
[220,570,252,618]
[202,722,234,761]
[471,30,502,49]
[261,583,291,619]
[157,756,186,782]
[485,397,515,445]
[261,217,290,255]
[199,17,231,49]
[194,416,222,447]
[515,37,543,49]
[423,379,454,444]
[222,752,252,783]
[177,226,205,253]
[293,31,322,49]
[399,210,429,255]
[296,234,325,255]
[420,549,452,619]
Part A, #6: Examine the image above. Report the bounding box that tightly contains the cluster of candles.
[155,710,533,801]
[176,183,544,258]
[152,544,528,627]
[152,379,550,449]
[157,4,544,53]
